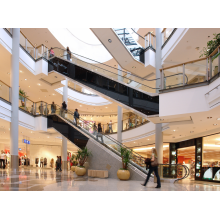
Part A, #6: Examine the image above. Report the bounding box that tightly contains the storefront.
[170,133,220,182]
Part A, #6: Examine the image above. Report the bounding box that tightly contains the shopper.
[30,105,34,114]
[59,156,62,171]
[61,101,67,117]
[0,150,5,169]
[74,109,80,126]
[96,123,104,143]
[141,148,161,188]
[56,156,59,171]
[51,102,56,114]
[128,116,132,128]
[49,47,54,58]
[93,122,98,135]
[108,120,113,133]
[67,47,71,61]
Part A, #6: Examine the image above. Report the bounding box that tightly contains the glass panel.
[26,40,35,58]
[36,45,43,59]
[47,48,159,94]
[211,54,219,78]
[19,95,34,113]
[163,28,174,43]
[185,59,207,85]
[20,33,26,49]
[0,81,10,102]
[164,66,184,89]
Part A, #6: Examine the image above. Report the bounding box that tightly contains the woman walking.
[141,148,161,188]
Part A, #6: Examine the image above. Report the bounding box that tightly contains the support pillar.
[155,124,163,164]
[10,28,20,172]
[156,28,163,92]
[61,137,68,171]
[117,106,123,143]
[61,79,68,171]
[118,64,123,82]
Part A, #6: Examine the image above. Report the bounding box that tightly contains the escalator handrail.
[47,107,190,182]
[131,28,145,40]
[48,54,161,90]
[46,47,161,82]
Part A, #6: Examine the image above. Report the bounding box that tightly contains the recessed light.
[173,130,176,132]
[108,39,112,43]
[38,83,41,86]
[147,139,149,140]
[214,124,218,126]
[45,40,48,43]
[160,119,164,121]
[217,118,220,121]
[25,79,27,80]
[19,70,22,73]
[28,86,30,87]
[190,131,194,133]
[7,72,10,75]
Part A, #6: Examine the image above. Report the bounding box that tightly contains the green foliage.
[19,89,28,101]
[119,147,133,170]
[71,154,78,166]
[76,147,92,167]
[200,33,220,61]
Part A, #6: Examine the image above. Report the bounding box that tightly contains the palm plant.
[76,147,92,167]
[19,89,28,101]
[119,147,133,170]
[71,154,78,166]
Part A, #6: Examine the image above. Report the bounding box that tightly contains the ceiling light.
[28,86,30,87]
[147,139,149,140]
[38,83,41,86]
[160,119,164,121]
[25,79,27,80]
[217,118,220,121]
[173,130,176,132]
[190,131,194,133]
[214,124,218,126]
[19,70,22,73]
[7,72,10,74]
[108,39,112,43]
[45,40,48,43]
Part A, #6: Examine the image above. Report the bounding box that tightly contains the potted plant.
[19,89,28,110]
[117,147,133,180]
[75,147,92,176]
[70,155,78,172]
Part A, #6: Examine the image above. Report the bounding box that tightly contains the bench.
[88,169,108,178]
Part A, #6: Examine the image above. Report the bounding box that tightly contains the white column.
[117,106,123,143]
[156,28,163,92]
[155,123,163,164]
[61,79,68,171]
[10,28,20,172]
[118,64,123,82]
[63,79,68,104]
[61,137,68,171]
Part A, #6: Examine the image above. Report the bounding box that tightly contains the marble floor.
[0,167,220,191]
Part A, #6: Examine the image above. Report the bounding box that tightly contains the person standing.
[141,148,161,188]
[49,47,54,58]
[74,109,80,126]
[61,101,67,117]
[108,120,113,133]
[67,47,71,61]
[96,123,104,143]
[93,122,98,135]
[59,156,62,171]
[128,116,132,129]
[56,156,59,171]
[51,101,56,114]
[0,150,5,169]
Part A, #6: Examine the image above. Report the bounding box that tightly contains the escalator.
[45,103,190,182]
[46,48,159,116]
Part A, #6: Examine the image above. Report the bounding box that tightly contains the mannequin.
[35,158,39,167]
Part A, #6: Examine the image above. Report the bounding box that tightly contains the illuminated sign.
[22,139,30,144]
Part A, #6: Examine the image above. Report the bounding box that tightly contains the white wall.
[160,77,220,117]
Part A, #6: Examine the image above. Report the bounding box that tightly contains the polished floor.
[0,167,219,191]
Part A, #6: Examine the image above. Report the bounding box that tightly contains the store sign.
[22,139,30,144]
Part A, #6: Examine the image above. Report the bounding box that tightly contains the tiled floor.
[0,167,220,191]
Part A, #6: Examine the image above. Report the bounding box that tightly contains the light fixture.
[19,70,22,73]
[217,118,220,121]
[160,119,164,121]
[25,79,27,80]
[190,131,194,133]
[7,72,10,75]
[45,40,48,43]
[28,86,30,87]
[214,124,218,126]
[38,83,41,86]
[173,130,176,132]
[108,39,112,43]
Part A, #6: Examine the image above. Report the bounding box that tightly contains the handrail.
[68,86,98,96]
[0,80,10,88]
[131,28,145,39]
[160,57,207,71]
[210,45,220,57]
[145,31,156,37]
[20,31,35,48]
[49,47,160,82]
[205,83,220,95]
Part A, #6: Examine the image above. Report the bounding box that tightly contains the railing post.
[34,103,36,115]
[25,38,27,51]
[45,103,48,115]
[218,47,220,73]
[161,70,164,90]
[9,87,12,103]
[148,33,150,47]
[206,58,209,81]
[183,64,185,85]
[34,48,36,59]
[209,56,212,79]
[145,35,147,48]
[41,101,43,115]
[36,48,38,59]
[149,32,151,47]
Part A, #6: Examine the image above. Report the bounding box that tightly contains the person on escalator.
[141,148,161,188]
[96,123,104,143]
[74,109,80,126]
[51,102,57,114]
[61,101,67,117]
[49,47,54,58]
[67,47,71,61]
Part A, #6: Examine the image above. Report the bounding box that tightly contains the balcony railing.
[160,46,220,90]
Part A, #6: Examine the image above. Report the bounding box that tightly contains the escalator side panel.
[48,57,159,116]
[47,115,89,149]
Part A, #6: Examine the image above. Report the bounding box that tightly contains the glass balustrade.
[0,80,10,102]
[45,47,160,94]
